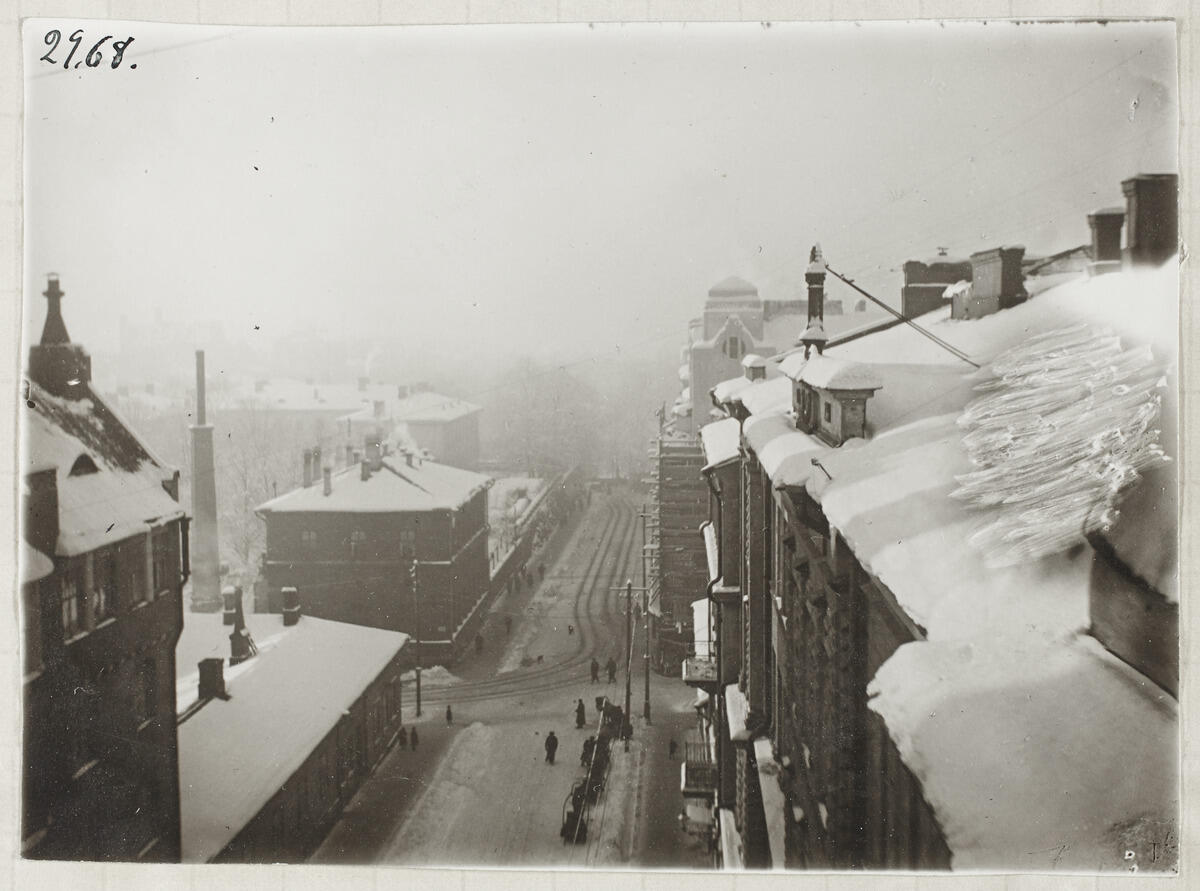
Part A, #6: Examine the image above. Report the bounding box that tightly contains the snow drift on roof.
[707,276,759,299]
[393,390,481,423]
[699,417,740,470]
[743,413,824,487]
[798,356,883,390]
[177,613,408,862]
[868,633,1177,871]
[22,542,54,584]
[711,375,754,405]
[257,457,490,513]
[739,377,793,418]
[24,382,183,555]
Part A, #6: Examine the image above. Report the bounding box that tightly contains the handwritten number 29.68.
[41,30,136,70]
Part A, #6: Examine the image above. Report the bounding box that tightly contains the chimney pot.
[323,467,333,496]
[1121,173,1178,267]
[303,449,314,488]
[282,586,301,626]
[222,585,238,626]
[361,461,371,481]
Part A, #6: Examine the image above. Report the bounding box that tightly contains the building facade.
[688,188,1179,872]
[21,276,188,862]
[256,442,491,663]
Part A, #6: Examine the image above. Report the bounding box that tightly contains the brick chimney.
[1122,173,1178,267]
[1088,206,1125,276]
[323,466,332,496]
[22,469,58,559]
[742,354,767,381]
[954,246,1027,320]
[799,244,829,358]
[27,275,92,399]
[303,449,314,488]
[282,586,301,626]
[365,434,384,471]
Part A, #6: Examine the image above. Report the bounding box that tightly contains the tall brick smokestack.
[190,350,221,612]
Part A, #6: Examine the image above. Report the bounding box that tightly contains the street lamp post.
[641,505,651,724]
[624,579,633,752]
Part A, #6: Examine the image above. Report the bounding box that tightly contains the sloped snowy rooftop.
[176,613,408,862]
[699,417,741,470]
[22,542,54,584]
[256,457,491,513]
[743,413,824,486]
[739,377,793,418]
[23,382,184,556]
[798,356,883,391]
[801,261,1179,870]
[869,633,1177,871]
[392,390,481,423]
[711,375,754,405]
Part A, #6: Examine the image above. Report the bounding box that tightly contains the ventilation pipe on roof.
[303,449,314,488]
[323,467,332,496]
[361,461,371,482]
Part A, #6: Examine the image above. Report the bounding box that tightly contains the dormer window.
[789,357,883,446]
[69,454,99,476]
[723,336,745,360]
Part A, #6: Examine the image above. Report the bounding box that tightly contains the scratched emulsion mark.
[950,324,1169,568]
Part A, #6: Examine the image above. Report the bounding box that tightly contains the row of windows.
[298,528,416,560]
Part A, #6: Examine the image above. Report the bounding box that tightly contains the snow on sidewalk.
[381,722,500,860]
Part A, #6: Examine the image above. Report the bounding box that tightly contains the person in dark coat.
[590,659,600,683]
[575,699,586,728]
[397,726,408,750]
[668,738,678,760]
[581,736,595,766]
[446,704,453,725]
[606,657,617,683]
[410,726,419,751]
[545,731,558,764]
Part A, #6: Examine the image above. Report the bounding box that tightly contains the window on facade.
[123,540,148,606]
[151,530,174,597]
[60,569,87,640]
[301,530,317,550]
[94,549,116,623]
[349,529,368,559]
[823,401,832,423]
[723,336,745,360]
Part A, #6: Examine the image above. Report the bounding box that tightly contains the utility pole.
[410,557,422,717]
[624,579,633,751]
[640,504,651,724]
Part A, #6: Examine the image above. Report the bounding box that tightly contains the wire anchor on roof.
[824,264,981,368]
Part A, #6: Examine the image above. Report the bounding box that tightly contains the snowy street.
[311,487,708,869]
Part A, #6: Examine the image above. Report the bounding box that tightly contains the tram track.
[415,491,641,706]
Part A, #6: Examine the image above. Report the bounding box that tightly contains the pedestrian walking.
[446,704,453,726]
[590,659,600,683]
[581,736,595,767]
[567,624,575,636]
[545,730,558,764]
[668,738,678,760]
[575,699,586,729]
[606,657,617,683]
[398,726,408,751]
[410,727,419,751]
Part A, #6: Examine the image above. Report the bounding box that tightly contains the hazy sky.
[23,19,1176,373]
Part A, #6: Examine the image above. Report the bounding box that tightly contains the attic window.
[69,454,99,477]
[723,336,745,360]
[823,402,832,423]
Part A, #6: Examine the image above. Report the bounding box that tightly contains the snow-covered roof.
[392,390,481,423]
[701,521,719,584]
[740,353,766,369]
[743,413,824,486]
[800,261,1179,869]
[869,633,1176,871]
[797,356,883,391]
[692,598,713,658]
[711,375,754,405]
[23,382,184,556]
[678,363,690,383]
[176,613,408,862]
[739,377,793,418]
[699,417,741,470]
[256,457,491,514]
[22,542,54,584]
